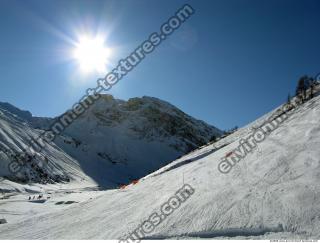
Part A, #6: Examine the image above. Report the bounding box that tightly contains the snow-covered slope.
[0,106,92,188]
[54,95,222,187]
[0,102,53,130]
[0,92,319,239]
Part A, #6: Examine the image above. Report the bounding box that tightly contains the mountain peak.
[0,101,32,121]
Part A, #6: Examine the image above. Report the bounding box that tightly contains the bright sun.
[73,35,111,73]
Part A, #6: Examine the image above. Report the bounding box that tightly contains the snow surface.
[0,93,320,240]
[0,107,92,185]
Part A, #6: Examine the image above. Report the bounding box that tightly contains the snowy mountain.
[0,95,222,188]
[0,89,319,239]
[0,102,53,130]
[0,106,91,186]
[0,102,33,122]
[54,95,222,187]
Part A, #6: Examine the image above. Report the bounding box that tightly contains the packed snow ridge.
[1,91,320,240]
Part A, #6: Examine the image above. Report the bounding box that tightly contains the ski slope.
[0,94,320,240]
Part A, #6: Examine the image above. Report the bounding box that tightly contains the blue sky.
[0,0,319,130]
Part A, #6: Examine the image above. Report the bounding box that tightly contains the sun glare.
[73,35,111,73]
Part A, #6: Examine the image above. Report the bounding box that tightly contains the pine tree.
[310,84,314,99]
[309,77,315,99]
[287,93,291,104]
[210,135,217,143]
[296,76,308,101]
